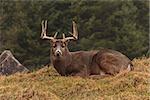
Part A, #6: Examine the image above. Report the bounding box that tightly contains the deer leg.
[69,71,89,78]
[69,67,90,78]
[75,72,89,78]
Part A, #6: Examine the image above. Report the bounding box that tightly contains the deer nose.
[55,49,62,56]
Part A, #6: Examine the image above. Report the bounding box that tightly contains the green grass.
[0,58,149,100]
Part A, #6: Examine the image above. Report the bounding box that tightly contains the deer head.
[40,20,78,58]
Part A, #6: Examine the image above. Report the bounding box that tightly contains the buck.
[40,20,133,77]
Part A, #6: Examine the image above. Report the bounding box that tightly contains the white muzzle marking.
[55,46,62,56]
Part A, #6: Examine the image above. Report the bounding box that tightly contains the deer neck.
[51,48,72,76]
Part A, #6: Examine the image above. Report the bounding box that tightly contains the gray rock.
[0,50,29,75]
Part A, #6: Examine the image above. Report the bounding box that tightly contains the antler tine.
[63,33,65,39]
[72,21,78,39]
[54,32,58,38]
[63,21,78,41]
[41,20,45,38]
[45,20,47,30]
[40,20,55,41]
[68,31,73,35]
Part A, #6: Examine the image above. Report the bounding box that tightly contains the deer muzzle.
[55,47,62,57]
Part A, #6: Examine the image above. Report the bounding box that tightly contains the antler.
[63,21,78,41]
[40,20,58,41]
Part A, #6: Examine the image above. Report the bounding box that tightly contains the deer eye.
[53,44,56,48]
[61,44,65,48]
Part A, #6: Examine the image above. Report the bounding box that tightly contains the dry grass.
[0,58,149,100]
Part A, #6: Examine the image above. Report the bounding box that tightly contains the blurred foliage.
[0,0,149,70]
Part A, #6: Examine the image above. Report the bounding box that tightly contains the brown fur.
[51,43,133,77]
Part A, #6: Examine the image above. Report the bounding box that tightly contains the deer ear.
[50,41,53,46]
[50,39,56,43]
[64,40,69,45]
[50,39,53,43]
[49,40,53,44]
[65,39,70,43]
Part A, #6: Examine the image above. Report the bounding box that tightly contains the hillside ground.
[0,58,149,100]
